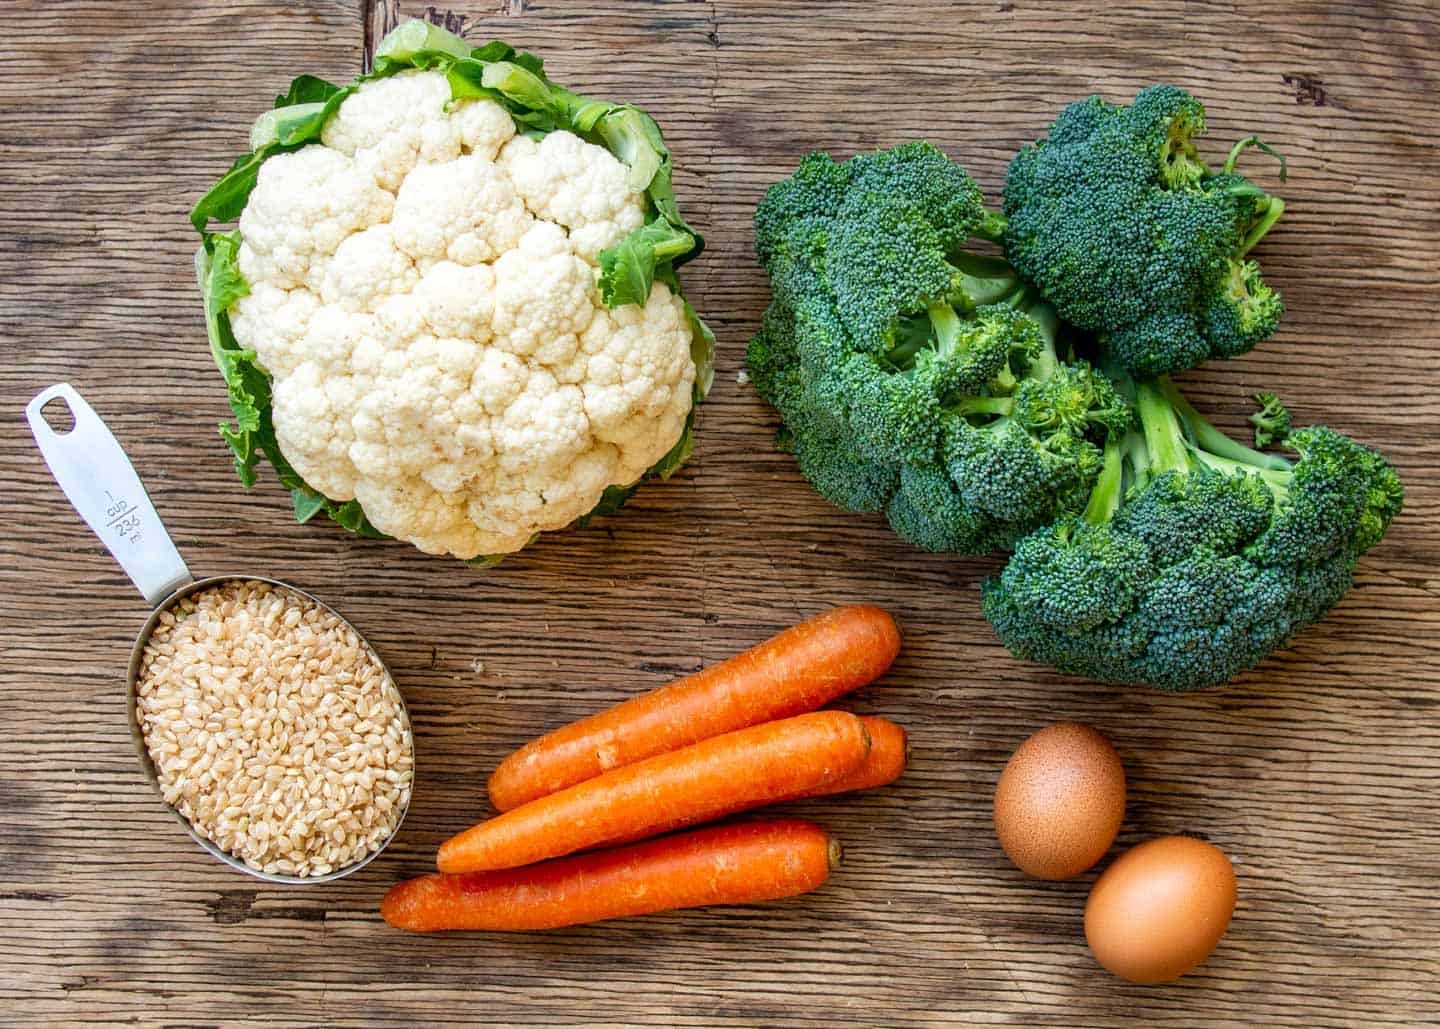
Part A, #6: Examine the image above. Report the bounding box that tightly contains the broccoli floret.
[1002,84,1287,378]
[1249,390,1291,448]
[746,143,1130,554]
[885,462,1012,554]
[753,152,853,267]
[825,191,964,352]
[848,141,1001,249]
[981,375,1403,690]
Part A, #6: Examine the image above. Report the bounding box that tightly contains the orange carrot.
[439,710,870,873]
[803,716,908,797]
[385,821,838,932]
[597,716,909,852]
[487,605,900,812]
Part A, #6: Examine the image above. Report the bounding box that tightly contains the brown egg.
[1085,835,1237,984]
[993,722,1126,879]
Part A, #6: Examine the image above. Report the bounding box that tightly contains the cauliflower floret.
[477,444,622,540]
[377,261,498,343]
[269,307,388,499]
[321,224,420,313]
[469,346,528,416]
[354,477,533,558]
[499,131,646,262]
[229,69,699,560]
[491,222,594,363]
[349,333,482,479]
[290,305,382,382]
[321,71,516,191]
[492,369,592,475]
[579,282,697,482]
[410,262,496,342]
[237,147,392,290]
[392,155,533,267]
[230,283,321,378]
[271,360,363,500]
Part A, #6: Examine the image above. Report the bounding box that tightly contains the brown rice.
[135,580,413,877]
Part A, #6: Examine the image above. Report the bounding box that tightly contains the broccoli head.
[747,143,1130,554]
[981,376,1403,690]
[1002,84,1288,378]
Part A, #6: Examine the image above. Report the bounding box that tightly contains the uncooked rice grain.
[135,580,412,878]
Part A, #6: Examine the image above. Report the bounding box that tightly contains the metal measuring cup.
[25,382,413,884]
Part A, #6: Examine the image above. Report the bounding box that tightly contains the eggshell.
[993,722,1126,879]
[1084,835,1237,984]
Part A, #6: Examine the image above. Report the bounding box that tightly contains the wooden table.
[3,1,1437,1024]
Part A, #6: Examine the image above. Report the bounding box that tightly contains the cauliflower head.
[194,24,711,562]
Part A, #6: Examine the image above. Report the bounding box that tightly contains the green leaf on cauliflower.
[191,77,352,233]
[274,74,348,107]
[249,87,354,150]
[371,19,476,71]
[598,217,698,308]
[189,18,711,560]
[196,231,388,538]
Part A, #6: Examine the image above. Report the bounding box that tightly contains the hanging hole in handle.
[39,395,77,435]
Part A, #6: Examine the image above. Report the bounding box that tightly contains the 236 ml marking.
[104,490,143,546]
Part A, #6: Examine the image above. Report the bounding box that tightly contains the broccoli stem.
[1223,135,1288,183]
[1123,429,1154,495]
[1238,197,1285,258]
[950,252,1021,308]
[1191,450,1292,496]
[1026,304,1060,380]
[928,301,964,359]
[1216,137,1287,257]
[953,395,1014,418]
[1158,378,1290,472]
[1135,381,1192,477]
[884,303,954,369]
[886,297,981,371]
[1083,432,1128,524]
[1126,377,1294,500]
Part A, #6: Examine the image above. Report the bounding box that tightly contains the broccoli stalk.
[981,373,1404,691]
[1138,379,1290,482]
[1223,136,1288,256]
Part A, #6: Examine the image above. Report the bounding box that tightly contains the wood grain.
[3,0,1439,1025]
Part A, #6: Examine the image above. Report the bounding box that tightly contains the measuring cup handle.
[26,384,193,607]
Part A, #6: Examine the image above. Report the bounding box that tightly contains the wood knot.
[204,889,258,925]
[1282,73,1329,107]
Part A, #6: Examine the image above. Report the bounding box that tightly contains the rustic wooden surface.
[2,0,1438,1024]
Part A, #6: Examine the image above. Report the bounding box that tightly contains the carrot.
[487,605,900,812]
[596,716,909,851]
[385,820,838,932]
[803,716,908,797]
[438,710,870,873]
[599,716,906,840]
